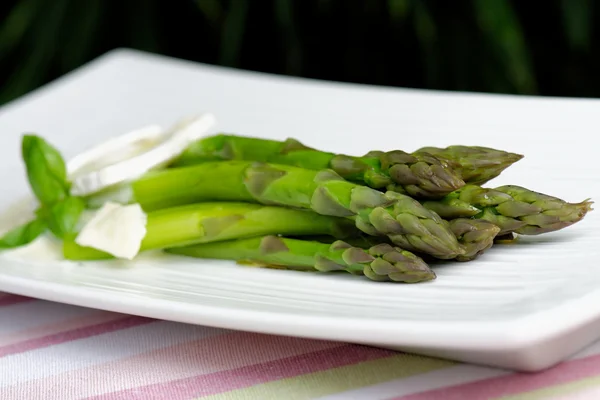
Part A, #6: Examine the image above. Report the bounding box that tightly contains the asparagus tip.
[581,199,594,212]
[450,219,501,262]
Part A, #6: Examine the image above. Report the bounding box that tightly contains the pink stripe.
[0,311,127,346]
[397,353,600,400]
[0,315,154,357]
[0,294,34,307]
[92,344,393,399]
[3,331,341,399]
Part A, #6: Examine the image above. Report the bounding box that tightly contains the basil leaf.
[46,196,86,239]
[0,218,47,249]
[21,134,70,206]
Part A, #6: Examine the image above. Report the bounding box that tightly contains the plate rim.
[2,255,600,373]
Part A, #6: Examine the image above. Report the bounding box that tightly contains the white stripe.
[0,301,96,334]
[0,320,225,386]
[319,339,600,400]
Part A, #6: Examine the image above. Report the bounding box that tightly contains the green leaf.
[412,1,438,88]
[46,196,86,239]
[0,0,38,61]
[560,0,592,52]
[0,218,47,249]
[21,134,70,206]
[472,0,536,94]
[387,0,411,21]
[0,0,69,104]
[274,0,302,76]
[194,0,223,27]
[219,0,249,67]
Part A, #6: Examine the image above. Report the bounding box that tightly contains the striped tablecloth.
[1,292,600,399]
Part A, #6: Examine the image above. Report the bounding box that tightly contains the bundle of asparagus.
[1,132,593,284]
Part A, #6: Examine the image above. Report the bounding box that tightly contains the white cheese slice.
[75,202,147,260]
[68,112,217,196]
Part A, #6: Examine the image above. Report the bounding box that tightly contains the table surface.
[1,291,599,400]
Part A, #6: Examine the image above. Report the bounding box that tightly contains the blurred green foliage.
[0,0,599,105]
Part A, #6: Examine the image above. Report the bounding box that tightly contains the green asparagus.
[370,217,501,261]
[422,184,593,235]
[415,145,524,185]
[131,161,465,259]
[166,235,436,283]
[172,134,465,198]
[63,202,358,260]
[299,216,501,262]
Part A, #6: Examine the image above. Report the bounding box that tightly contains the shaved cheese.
[75,202,147,260]
[68,113,217,196]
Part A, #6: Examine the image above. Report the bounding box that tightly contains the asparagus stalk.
[63,202,357,260]
[415,145,524,185]
[422,184,593,235]
[130,161,465,259]
[358,218,501,262]
[172,134,465,198]
[298,218,501,262]
[166,235,436,283]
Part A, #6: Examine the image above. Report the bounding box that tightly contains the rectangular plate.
[0,49,598,372]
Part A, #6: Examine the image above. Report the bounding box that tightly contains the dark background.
[1,0,598,105]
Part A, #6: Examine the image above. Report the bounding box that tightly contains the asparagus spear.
[166,235,436,283]
[299,217,501,262]
[130,161,465,259]
[63,202,358,260]
[422,184,593,235]
[172,134,465,198]
[362,217,501,262]
[415,145,524,185]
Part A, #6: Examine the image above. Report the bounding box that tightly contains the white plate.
[0,49,598,372]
